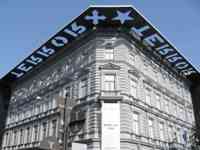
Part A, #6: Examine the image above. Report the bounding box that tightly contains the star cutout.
[113,10,133,24]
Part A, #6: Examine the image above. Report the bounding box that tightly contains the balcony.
[98,90,122,102]
[168,142,183,150]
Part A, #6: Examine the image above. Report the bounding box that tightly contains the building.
[0,5,199,150]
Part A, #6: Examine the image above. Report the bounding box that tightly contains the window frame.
[148,118,154,138]
[103,74,116,91]
[104,46,114,60]
[132,112,139,135]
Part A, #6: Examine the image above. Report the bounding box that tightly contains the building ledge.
[98,90,123,102]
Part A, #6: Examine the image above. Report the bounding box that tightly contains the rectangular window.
[48,100,53,110]
[129,53,135,65]
[145,89,151,105]
[34,125,38,141]
[52,120,57,137]
[165,99,169,113]
[168,125,173,141]
[13,131,17,145]
[132,113,139,134]
[104,74,115,91]
[148,119,154,138]
[180,107,184,120]
[154,70,159,82]
[52,98,57,109]
[36,105,40,115]
[130,79,137,98]
[79,78,87,98]
[173,103,177,116]
[5,132,9,146]
[42,122,47,140]
[105,49,114,60]
[19,129,23,144]
[27,127,31,143]
[177,128,180,143]
[7,132,11,146]
[143,59,149,70]
[159,122,164,141]
[155,94,161,110]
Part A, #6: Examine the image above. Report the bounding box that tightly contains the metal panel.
[2,6,198,83]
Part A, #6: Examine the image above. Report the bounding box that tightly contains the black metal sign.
[3,6,198,83]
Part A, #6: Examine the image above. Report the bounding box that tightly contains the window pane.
[165,100,169,113]
[105,49,114,60]
[159,122,164,140]
[129,53,135,64]
[133,113,139,134]
[156,94,161,109]
[52,120,57,137]
[80,79,87,98]
[148,119,154,138]
[104,75,115,91]
[34,125,38,141]
[168,126,173,142]
[145,89,151,105]
[130,79,137,98]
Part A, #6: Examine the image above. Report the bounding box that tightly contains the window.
[35,105,40,115]
[132,113,139,134]
[129,53,135,65]
[159,122,164,141]
[16,113,19,122]
[52,98,57,109]
[177,128,180,143]
[79,78,87,98]
[27,127,31,143]
[130,79,137,98]
[34,125,38,141]
[154,70,159,82]
[177,106,181,119]
[7,132,11,146]
[168,101,173,115]
[42,122,47,140]
[19,129,23,144]
[148,119,154,138]
[104,74,115,91]
[145,89,151,105]
[173,103,177,116]
[155,94,161,110]
[143,59,149,70]
[189,111,194,123]
[5,132,9,146]
[105,48,114,60]
[13,131,17,145]
[168,125,173,141]
[27,110,31,118]
[45,103,48,112]
[48,100,53,110]
[180,107,184,120]
[51,120,57,137]
[164,99,169,113]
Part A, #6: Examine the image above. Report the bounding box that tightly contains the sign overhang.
[2,5,198,83]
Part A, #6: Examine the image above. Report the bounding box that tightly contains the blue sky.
[0,0,199,78]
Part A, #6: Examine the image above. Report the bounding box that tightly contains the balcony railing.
[100,90,121,97]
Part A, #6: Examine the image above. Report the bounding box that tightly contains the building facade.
[0,6,197,150]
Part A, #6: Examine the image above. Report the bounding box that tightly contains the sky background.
[0,0,199,78]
